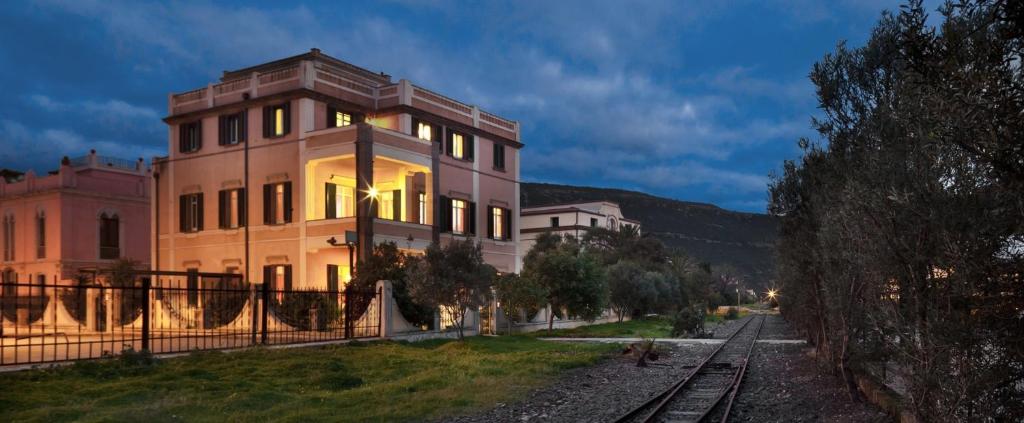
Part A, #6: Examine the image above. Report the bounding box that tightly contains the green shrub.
[724,307,739,320]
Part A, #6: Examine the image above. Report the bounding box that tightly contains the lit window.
[275,108,285,136]
[339,186,354,218]
[418,193,426,224]
[452,199,466,234]
[493,208,504,239]
[417,122,432,141]
[378,191,394,220]
[452,133,464,159]
[275,184,285,223]
[336,111,352,128]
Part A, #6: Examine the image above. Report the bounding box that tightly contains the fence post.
[141,277,151,352]
[250,283,258,345]
[260,280,269,344]
[343,286,351,339]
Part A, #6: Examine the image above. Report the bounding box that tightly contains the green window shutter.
[504,208,512,241]
[218,190,227,228]
[196,193,204,231]
[327,105,337,128]
[468,202,476,235]
[263,184,273,225]
[325,183,337,219]
[238,188,247,227]
[282,102,291,135]
[439,196,452,232]
[445,128,454,156]
[218,115,227,146]
[327,264,339,292]
[283,265,293,291]
[262,106,272,138]
[392,189,402,221]
[466,134,474,161]
[283,182,293,223]
[486,206,494,239]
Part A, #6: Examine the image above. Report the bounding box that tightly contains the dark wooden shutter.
[282,102,291,135]
[283,182,293,223]
[179,195,187,232]
[465,134,474,161]
[494,144,504,169]
[327,264,339,292]
[196,193,204,231]
[445,128,454,156]
[262,106,272,138]
[327,105,337,128]
[178,124,187,152]
[439,196,452,232]
[468,201,476,235]
[504,208,512,241]
[218,115,227,146]
[238,188,247,227]
[218,190,227,228]
[433,124,442,145]
[283,265,293,291]
[240,109,248,143]
[263,184,273,224]
[325,183,337,219]
[410,118,419,137]
[263,265,273,287]
[486,206,494,239]
[392,189,402,221]
[195,121,203,151]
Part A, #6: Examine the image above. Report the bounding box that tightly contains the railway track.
[613,314,766,423]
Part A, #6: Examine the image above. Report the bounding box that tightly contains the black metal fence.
[0,270,381,366]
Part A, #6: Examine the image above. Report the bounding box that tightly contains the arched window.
[2,214,13,262]
[36,210,45,259]
[99,213,120,259]
[608,216,618,231]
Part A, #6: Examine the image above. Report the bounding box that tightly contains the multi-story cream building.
[519,201,640,255]
[153,49,522,292]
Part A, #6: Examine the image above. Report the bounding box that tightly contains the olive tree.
[407,239,496,339]
[493,273,548,335]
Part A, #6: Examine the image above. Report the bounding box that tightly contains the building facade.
[153,49,522,292]
[0,151,151,288]
[519,201,640,255]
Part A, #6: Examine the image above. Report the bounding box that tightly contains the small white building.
[519,201,640,257]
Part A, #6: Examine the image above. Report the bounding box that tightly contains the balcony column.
[355,123,375,263]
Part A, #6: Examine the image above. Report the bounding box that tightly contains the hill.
[521,182,778,289]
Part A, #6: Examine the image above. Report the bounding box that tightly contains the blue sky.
[0,0,938,212]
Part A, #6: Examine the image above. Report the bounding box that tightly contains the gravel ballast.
[444,342,719,423]
[446,315,888,422]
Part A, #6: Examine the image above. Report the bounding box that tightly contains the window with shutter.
[493,143,505,170]
[264,102,290,138]
[219,189,244,229]
[264,182,292,225]
[326,264,339,292]
[218,111,246,145]
[180,193,203,233]
[179,121,202,153]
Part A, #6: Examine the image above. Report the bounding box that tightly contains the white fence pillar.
[376,280,394,338]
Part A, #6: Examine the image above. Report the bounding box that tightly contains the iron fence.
[0,270,381,366]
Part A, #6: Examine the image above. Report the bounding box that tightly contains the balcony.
[169,52,520,142]
[304,154,433,228]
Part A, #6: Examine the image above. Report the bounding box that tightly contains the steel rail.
[716,314,765,422]
[611,315,762,423]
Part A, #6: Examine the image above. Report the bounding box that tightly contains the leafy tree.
[407,239,496,339]
[493,273,548,335]
[522,233,608,331]
[351,242,433,327]
[606,261,651,321]
[769,1,1024,419]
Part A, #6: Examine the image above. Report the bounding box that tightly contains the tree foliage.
[522,233,608,331]
[493,272,548,334]
[352,242,433,327]
[769,1,1023,420]
[406,239,496,339]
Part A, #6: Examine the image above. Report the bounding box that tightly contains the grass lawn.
[0,336,618,422]
[527,317,674,339]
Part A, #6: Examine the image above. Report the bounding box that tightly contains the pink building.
[153,49,522,291]
[0,151,151,289]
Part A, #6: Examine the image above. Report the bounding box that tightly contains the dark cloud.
[1,0,913,211]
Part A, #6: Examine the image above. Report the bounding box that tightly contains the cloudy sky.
[0,0,935,212]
